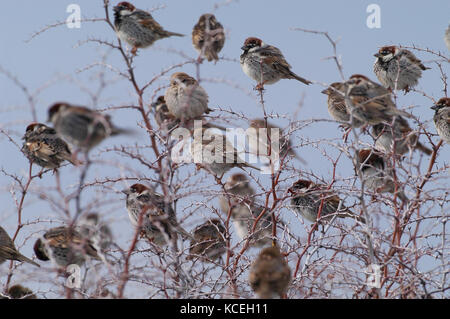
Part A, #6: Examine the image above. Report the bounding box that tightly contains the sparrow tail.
[290,72,312,85]
[16,254,40,267]
[415,142,432,156]
[167,31,184,37]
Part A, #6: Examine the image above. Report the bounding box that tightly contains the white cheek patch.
[120,10,132,16]
[382,53,394,62]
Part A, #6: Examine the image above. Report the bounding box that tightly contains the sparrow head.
[47,102,69,123]
[258,246,283,260]
[374,46,397,61]
[82,213,100,226]
[170,72,197,87]
[151,96,166,108]
[241,37,263,51]
[321,82,346,95]
[122,183,149,196]
[198,13,217,25]
[431,97,450,111]
[358,149,385,170]
[288,179,314,194]
[113,2,136,14]
[349,74,370,83]
[33,238,49,261]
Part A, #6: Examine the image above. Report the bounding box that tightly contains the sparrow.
[219,174,273,247]
[445,25,450,52]
[151,95,178,131]
[122,184,191,246]
[21,123,77,169]
[48,102,129,152]
[372,116,432,156]
[2,285,36,299]
[431,97,450,144]
[187,219,226,262]
[79,213,113,253]
[191,128,259,177]
[0,226,39,267]
[33,226,99,267]
[321,82,364,128]
[249,246,291,299]
[248,119,299,160]
[113,1,184,55]
[192,13,225,62]
[373,46,430,93]
[345,74,412,126]
[240,37,311,89]
[357,149,408,203]
[288,179,365,224]
[164,72,212,121]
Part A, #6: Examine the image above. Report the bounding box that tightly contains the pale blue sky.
[0,0,449,298]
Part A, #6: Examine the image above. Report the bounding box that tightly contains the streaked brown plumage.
[113,2,184,55]
[192,14,225,62]
[240,37,311,88]
[345,74,412,126]
[372,116,432,156]
[249,246,291,299]
[357,149,408,203]
[22,123,76,169]
[431,97,450,144]
[188,219,226,262]
[191,128,259,177]
[289,179,365,224]
[33,226,99,267]
[0,226,39,267]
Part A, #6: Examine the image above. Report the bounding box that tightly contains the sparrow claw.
[131,47,138,56]
[196,55,204,64]
[254,83,265,91]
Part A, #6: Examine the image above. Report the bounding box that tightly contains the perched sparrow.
[151,96,178,130]
[0,226,39,267]
[248,119,299,160]
[122,184,191,246]
[373,46,430,93]
[164,72,211,121]
[3,285,36,299]
[321,82,364,128]
[187,219,226,262]
[240,37,311,89]
[372,117,432,156]
[345,74,411,126]
[48,102,129,151]
[21,123,77,169]
[192,14,225,62]
[249,246,291,299]
[357,149,408,203]
[113,2,184,55]
[33,226,99,267]
[289,179,365,224]
[445,25,450,52]
[431,97,450,144]
[191,128,259,177]
[79,213,113,253]
[219,174,273,247]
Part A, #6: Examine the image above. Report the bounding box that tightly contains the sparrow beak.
[430,105,439,111]
[121,189,130,195]
[241,45,249,51]
[321,88,329,94]
[374,53,382,58]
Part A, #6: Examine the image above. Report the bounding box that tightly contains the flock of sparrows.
[2,2,449,299]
